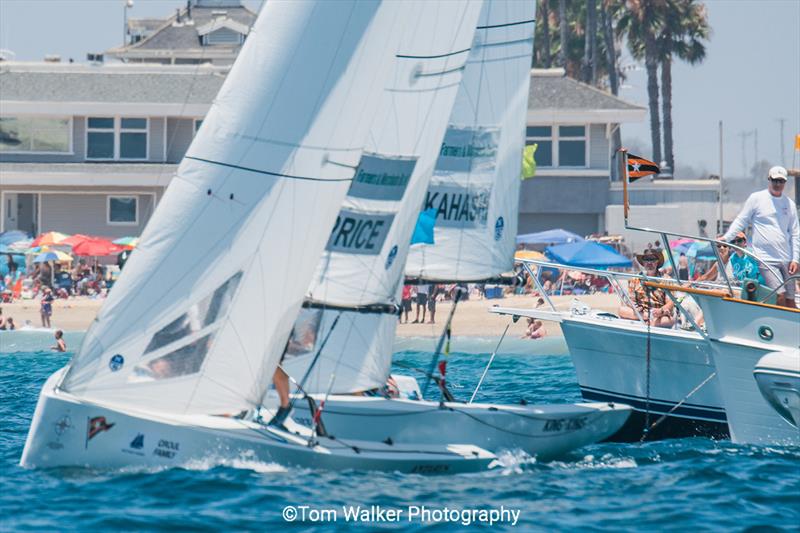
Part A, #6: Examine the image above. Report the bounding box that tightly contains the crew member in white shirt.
[723,166,799,308]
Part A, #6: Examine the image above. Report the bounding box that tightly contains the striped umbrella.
[112,236,140,249]
[31,231,71,247]
[33,250,73,263]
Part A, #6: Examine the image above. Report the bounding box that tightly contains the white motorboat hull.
[755,350,800,428]
[21,369,496,474]
[693,295,800,446]
[288,395,632,461]
[561,317,728,441]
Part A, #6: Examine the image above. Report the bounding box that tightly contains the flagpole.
[619,148,629,227]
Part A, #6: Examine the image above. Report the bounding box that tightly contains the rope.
[422,287,463,396]
[644,371,717,434]
[469,321,511,403]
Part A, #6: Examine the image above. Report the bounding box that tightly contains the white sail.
[59,1,409,415]
[405,1,536,282]
[282,1,484,394]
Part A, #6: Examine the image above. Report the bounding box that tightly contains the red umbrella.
[72,238,124,257]
[62,233,94,247]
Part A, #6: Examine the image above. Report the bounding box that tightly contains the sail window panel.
[144,272,242,354]
[134,334,213,381]
[284,308,322,357]
[0,116,71,153]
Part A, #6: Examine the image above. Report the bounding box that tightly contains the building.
[0,61,224,237]
[106,0,257,66]
[520,68,646,236]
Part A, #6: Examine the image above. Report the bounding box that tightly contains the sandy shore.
[1,293,620,337]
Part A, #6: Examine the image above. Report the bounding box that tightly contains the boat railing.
[622,224,784,304]
[515,257,725,326]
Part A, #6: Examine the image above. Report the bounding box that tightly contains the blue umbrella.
[0,230,29,246]
[33,251,71,263]
[687,242,717,261]
[516,228,584,245]
[545,241,632,268]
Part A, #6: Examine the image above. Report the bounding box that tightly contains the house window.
[87,117,148,160]
[108,196,138,225]
[0,116,72,153]
[525,125,588,168]
[558,126,586,167]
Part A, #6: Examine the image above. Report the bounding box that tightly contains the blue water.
[2,334,799,531]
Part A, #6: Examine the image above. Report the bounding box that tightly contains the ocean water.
[2,332,799,531]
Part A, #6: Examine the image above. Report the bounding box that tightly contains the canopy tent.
[545,240,632,268]
[516,229,584,246]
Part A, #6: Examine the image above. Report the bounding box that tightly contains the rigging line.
[415,65,466,78]
[422,286,463,396]
[476,18,536,30]
[184,156,354,182]
[646,371,718,434]
[396,47,471,60]
[469,320,511,403]
[640,288,654,442]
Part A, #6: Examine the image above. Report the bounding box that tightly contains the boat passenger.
[722,165,799,308]
[618,248,675,328]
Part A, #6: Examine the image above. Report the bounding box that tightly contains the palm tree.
[601,0,623,176]
[658,0,710,172]
[559,0,568,68]
[582,0,598,84]
[619,0,668,165]
[538,0,553,68]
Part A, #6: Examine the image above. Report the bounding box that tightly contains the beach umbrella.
[687,241,717,261]
[62,233,94,247]
[7,238,33,252]
[112,236,140,249]
[31,231,71,247]
[516,229,584,246]
[514,250,545,261]
[0,230,29,246]
[544,241,632,268]
[33,250,72,263]
[72,238,124,257]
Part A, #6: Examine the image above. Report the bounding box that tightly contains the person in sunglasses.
[619,248,675,327]
[722,166,799,308]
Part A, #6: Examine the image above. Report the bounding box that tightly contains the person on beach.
[619,248,675,327]
[40,287,54,328]
[722,165,799,308]
[427,284,439,324]
[51,330,66,352]
[678,253,690,281]
[0,307,6,330]
[400,284,413,323]
[522,317,547,339]
[6,317,15,330]
[413,284,429,323]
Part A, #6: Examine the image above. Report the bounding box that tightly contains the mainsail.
[59,1,409,415]
[404,1,536,282]
[281,1,484,394]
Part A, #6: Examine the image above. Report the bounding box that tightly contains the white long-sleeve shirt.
[723,189,800,264]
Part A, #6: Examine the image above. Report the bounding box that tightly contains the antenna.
[776,117,787,166]
[737,130,753,177]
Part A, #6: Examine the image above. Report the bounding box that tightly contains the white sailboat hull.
[21,369,496,474]
[288,395,632,461]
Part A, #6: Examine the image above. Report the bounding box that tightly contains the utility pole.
[754,128,758,166]
[776,118,787,166]
[738,130,753,177]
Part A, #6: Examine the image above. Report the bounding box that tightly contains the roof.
[0,162,179,188]
[109,3,257,56]
[0,63,224,116]
[528,68,646,124]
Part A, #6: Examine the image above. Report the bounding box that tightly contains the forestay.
[405,1,536,282]
[282,1,484,394]
[59,0,408,415]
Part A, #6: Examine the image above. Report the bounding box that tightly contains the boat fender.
[383,437,393,446]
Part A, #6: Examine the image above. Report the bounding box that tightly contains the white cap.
[768,166,788,180]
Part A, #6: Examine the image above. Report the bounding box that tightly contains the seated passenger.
[618,248,675,328]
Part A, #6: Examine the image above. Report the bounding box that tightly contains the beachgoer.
[723,165,799,308]
[40,287,54,328]
[522,317,547,339]
[413,284,429,323]
[0,307,5,330]
[51,330,66,352]
[678,253,689,281]
[6,317,15,330]
[427,284,438,324]
[619,248,675,327]
[400,284,413,323]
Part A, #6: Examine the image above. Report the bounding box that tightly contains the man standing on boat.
[723,166,799,308]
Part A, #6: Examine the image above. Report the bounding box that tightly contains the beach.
[1,293,621,337]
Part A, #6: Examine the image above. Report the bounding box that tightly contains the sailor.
[723,166,799,308]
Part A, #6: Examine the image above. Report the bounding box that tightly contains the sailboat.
[20,0,496,473]
[280,0,632,460]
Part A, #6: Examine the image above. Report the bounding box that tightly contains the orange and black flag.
[627,153,660,181]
